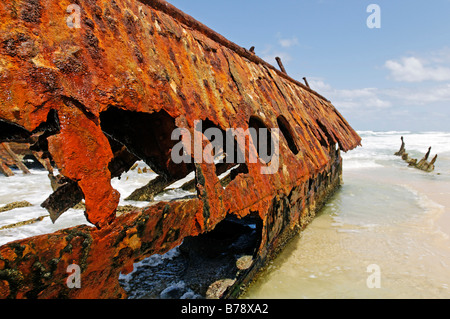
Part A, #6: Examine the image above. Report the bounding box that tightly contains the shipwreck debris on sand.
[0,143,54,179]
[394,137,437,172]
[0,0,360,299]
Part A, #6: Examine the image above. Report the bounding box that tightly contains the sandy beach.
[244,131,450,299]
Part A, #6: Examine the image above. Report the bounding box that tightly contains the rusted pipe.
[303,77,310,89]
[275,57,287,74]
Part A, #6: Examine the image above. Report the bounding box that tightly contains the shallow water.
[243,131,450,299]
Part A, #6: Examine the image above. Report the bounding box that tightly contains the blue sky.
[167,0,450,132]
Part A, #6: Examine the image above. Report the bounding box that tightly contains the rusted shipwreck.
[394,137,437,173]
[0,0,361,299]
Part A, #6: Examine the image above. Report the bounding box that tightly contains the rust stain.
[0,0,361,298]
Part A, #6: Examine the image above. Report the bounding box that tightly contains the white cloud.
[306,78,450,131]
[309,78,450,110]
[274,33,300,49]
[278,36,299,48]
[385,56,450,82]
[384,84,450,104]
[308,79,392,109]
[260,35,298,67]
[263,51,292,64]
[429,47,450,64]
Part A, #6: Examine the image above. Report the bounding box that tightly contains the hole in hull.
[248,116,273,164]
[277,115,299,155]
[100,107,192,179]
[119,214,262,299]
[100,107,195,203]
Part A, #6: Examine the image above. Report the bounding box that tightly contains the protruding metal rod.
[430,154,438,165]
[275,57,287,74]
[303,77,310,88]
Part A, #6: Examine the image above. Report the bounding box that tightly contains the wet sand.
[243,164,450,299]
[346,166,450,239]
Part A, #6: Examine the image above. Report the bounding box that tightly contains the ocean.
[243,131,450,299]
[0,131,449,299]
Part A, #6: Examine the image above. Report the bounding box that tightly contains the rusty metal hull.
[0,0,361,298]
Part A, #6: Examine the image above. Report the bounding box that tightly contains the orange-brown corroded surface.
[0,0,360,298]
